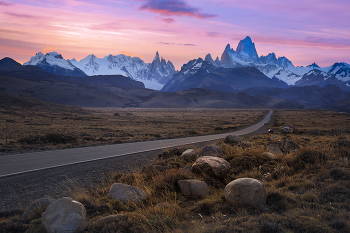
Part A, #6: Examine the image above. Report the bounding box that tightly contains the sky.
[0,0,350,70]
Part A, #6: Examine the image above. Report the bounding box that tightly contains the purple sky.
[0,0,349,69]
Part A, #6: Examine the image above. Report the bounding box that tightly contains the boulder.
[178,179,209,199]
[281,139,300,153]
[41,197,87,233]
[181,149,197,161]
[224,178,267,208]
[21,198,54,222]
[197,145,223,159]
[262,152,277,159]
[95,214,128,227]
[268,143,282,154]
[108,183,148,204]
[192,156,230,179]
[224,135,243,146]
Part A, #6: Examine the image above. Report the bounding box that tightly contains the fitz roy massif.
[23,36,350,91]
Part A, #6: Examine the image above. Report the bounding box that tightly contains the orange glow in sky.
[0,0,349,69]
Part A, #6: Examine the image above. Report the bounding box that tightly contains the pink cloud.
[161,17,175,23]
[139,0,217,19]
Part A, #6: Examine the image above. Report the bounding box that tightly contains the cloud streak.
[5,12,36,18]
[139,0,217,19]
[0,1,13,6]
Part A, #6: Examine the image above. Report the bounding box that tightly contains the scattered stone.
[108,183,148,204]
[21,198,54,223]
[262,152,277,159]
[224,135,243,146]
[281,139,300,153]
[95,214,128,227]
[41,197,87,233]
[197,145,223,159]
[178,179,209,199]
[181,149,197,161]
[225,178,267,208]
[192,156,230,179]
[267,143,282,154]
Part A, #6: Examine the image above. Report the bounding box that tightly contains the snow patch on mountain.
[25,52,75,70]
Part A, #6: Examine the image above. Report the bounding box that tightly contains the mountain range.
[22,36,350,92]
[24,51,176,90]
[2,56,350,111]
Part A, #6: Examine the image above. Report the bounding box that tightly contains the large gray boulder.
[281,139,300,153]
[224,178,267,208]
[108,183,148,204]
[197,145,223,159]
[21,198,54,222]
[41,197,87,233]
[95,214,128,227]
[192,156,230,179]
[178,179,209,199]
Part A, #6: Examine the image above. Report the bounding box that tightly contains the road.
[0,110,272,178]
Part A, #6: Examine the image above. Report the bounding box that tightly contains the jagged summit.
[236,36,259,62]
[307,62,320,69]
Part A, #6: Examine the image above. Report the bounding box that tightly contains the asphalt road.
[0,110,272,178]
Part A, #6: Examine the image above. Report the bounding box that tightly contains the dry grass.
[2,109,350,232]
[0,108,267,153]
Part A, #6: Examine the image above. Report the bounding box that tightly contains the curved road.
[0,110,272,178]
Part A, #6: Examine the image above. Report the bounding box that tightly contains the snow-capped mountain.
[202,36,350,86]
[24,52,87,77]
[24,52,176,90]
[294,69,346,88]
[148,52,176,85]
[328,63,350,82]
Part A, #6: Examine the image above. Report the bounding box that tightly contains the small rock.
[192,156,230,179]
[225,178,267,208]
[181,149,197,161]
[262,152,277,159]
[178,179,209,199]
[95,214,128,227]
[281,139,300,153]
[108,183,148,204]
[21,198,54,223]
[197,145,223,159]
[41,197,87,233]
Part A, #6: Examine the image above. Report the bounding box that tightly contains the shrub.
[154,169,193,192]
[290,150,327,171]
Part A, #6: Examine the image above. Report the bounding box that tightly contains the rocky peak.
[204,53,214,63]
[154,51,160,62]
[307,62,320,69]
[236,36,259,62]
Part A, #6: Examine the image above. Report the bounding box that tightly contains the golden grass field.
[0,108,267,153]
[1,109,350,232]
